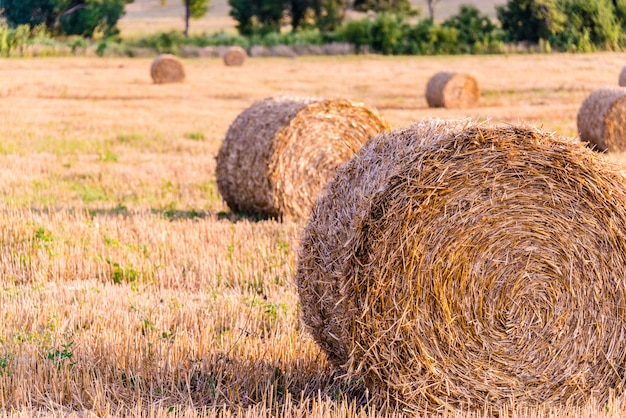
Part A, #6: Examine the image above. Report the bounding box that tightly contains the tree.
[553,0,620,50]
[289,0,310,31]
[353,0,417,16]
[161,0,211,36]
[442,4,500,49]
[426,0,439,20]
[59,0,134,38]
[228,0,256,35]
[614,0,626,25]
[0,0,60,31]
[497,0,566,43]
[0,0,133,37]
[311,0,348,32]
[228,0,285,35]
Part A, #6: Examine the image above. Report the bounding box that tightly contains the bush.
[369,13,405,55]
[442,5,503,53]
[2,0,131,38]
[550,0,620,50]
[497,0,566,43]
[341,18,372,54]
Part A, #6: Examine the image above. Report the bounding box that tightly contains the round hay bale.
[425,71,480,108]
[296,119,626,412]
[577,87,626,152]
[150,54,185,84]
[619,67,626,86]
[216,96,389,219]
[223,46,247,66]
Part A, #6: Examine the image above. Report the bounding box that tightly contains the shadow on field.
[216,210,280,223]
[29,206,283,224]
[184,355,371,413]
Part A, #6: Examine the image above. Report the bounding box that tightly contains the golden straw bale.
[619,67,626,86]
[223,46,247,66]
[425,71,480,108]
[296,119,626,413]
[216,96,389,219]
[150,54,185,84]
[577,87,626,152]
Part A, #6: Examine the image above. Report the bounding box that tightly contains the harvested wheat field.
[1,52,626,417]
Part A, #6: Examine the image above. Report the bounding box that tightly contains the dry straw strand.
[216,96,389,219]
[224,46,247,66]
[296,119,626,413]
[619,67,626,86]
[425,72,480,108]
[150,54,186,84]
[577,87,626,152]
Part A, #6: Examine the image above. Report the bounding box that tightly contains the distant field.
[1,52,626,416]
[119,0,507,36]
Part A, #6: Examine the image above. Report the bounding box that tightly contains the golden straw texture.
[425,72,480,108]
[150,54,186,84]
[619,67,626,87]
[216,96,389,219]
[296,119,626,413]
[577,87,626,152]
[223,46,247,66]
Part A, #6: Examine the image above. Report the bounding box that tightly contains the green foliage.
[107,259,139,284]
[369,13,405,55]
[339,8,502,56]
[497,0,566,43]
[184,132,206,141]
[615,0,626,25]
[0,0,59,31]
[160,0,211,35]
[188,0,210,18]
[442,5,502,53]
[0,23,52,57]
[1,0,131,37]
[289,0,312,31]
[551,0,620,50]
[136,30,186,53]
[229,0,255,35]
[311,0,348,32]
[341,18,372,53]
[353,0,417,16]
[47,342,75,370]
[228,0,285,35]
[0,354,9,376]
[59,0,132,38]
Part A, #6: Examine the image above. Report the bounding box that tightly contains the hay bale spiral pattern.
[296,119,626,412]
[223,46,247,66]
[577,87,626,152]
[425,71,480,108]
[150,54,186,84]
[216,96,389,219]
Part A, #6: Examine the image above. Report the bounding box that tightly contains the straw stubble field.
[1,52,626,417]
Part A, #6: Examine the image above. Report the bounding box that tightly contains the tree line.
[1,0,626,54]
